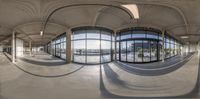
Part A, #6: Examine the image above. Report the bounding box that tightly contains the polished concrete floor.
[0,52,199,99]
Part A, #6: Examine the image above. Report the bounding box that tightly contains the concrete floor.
[0,52,199,99]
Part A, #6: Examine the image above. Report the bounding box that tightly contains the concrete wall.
[16,38,24,57]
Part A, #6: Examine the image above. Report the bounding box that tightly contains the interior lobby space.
[0,0,200,99]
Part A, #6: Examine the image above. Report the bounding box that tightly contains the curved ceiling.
[0,0,200,46]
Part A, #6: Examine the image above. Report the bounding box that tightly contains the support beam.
[66,29,72,63]
[12,31,16,63]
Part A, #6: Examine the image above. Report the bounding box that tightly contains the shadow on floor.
[19,57,66,66]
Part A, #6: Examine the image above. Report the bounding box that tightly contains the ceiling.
[0,0,200,46]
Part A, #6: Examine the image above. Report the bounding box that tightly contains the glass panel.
[73,40,86,63]
[120,41,126,61]
[87,40,100,64]
[135,40,143,62]
[143,40,150,62]
[127,41,134,62]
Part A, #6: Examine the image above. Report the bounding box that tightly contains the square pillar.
[12,31,16,63]
[66,29,72,63]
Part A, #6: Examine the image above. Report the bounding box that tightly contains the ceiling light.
[180,36,189,39]
[121,4,139,19]
[40,31,43,36]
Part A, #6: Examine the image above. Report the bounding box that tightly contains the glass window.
[72,27,112,64]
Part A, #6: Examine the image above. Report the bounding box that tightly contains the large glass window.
[72,27,113,64]
[116,27,181,63]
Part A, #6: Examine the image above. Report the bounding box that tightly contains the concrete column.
[66,29,72,63]
[50,41,53,56]
[162,30,165,62]
[29,41,32,56]
[12,31,16,63]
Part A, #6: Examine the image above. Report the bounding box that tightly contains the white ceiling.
[0,0,200,46]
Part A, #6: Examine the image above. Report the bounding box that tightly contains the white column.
[12,31,16,63]
[162,30,165,62]
[51,41,53,56]
[29,41,32,56]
